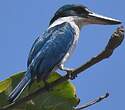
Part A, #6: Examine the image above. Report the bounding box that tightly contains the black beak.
[86,12,121,25]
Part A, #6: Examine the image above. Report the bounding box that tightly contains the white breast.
[61,21,80,64]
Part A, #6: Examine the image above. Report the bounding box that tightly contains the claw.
[66,70,77,80]
[59,64,77,80]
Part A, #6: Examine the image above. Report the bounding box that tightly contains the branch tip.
[75,92,110,110]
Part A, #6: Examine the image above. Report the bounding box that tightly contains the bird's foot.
[59,65,77,80]
[66,69,77,80]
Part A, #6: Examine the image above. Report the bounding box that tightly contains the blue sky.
[0,0,125,109]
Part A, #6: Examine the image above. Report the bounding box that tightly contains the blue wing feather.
[27,28,55,66]
[28,22,75,80]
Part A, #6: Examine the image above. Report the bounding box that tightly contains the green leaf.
[0,71,79,110]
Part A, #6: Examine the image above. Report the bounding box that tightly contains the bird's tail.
[8,72,31,102]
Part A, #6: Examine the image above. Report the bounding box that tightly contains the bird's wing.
[27,26,56,66]
[27,22,75,79]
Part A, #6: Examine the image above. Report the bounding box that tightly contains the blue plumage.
[28,22,75,80]
[8,71,31,102]
[8,22,75,102]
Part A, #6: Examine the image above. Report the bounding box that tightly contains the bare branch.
[0,26,124,110]
[75,93,109,110]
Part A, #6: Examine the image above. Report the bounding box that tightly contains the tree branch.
[0,26,124,110]
[75,92,109,110]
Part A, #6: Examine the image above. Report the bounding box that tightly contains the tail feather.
[8,75,31,102]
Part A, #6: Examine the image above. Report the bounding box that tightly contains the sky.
[0,0,125,109]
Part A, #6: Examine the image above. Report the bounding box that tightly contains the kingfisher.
[8,4,121,102]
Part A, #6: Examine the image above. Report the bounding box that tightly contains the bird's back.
[27,22,76,81]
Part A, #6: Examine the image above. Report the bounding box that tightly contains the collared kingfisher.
[8,4,121,102]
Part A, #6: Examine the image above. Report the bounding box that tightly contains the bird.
[8,4,121,102]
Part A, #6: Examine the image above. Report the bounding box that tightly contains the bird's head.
[49,4,121,27]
